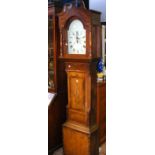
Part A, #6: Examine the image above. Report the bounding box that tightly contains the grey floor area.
[53,142,106,155]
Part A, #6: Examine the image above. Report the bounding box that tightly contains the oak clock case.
[58,1,102,155]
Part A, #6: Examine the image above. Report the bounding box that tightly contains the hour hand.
[76,36,79,43]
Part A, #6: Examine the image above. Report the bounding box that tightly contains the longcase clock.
[58,0,102,154]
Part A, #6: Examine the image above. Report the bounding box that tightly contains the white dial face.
[68,19,86,54]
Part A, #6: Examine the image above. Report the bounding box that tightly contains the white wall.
[89,0,106,22]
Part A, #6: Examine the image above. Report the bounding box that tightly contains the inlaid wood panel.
[68,72,85,111]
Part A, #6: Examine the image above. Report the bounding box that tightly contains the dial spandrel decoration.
[67,19,86,54]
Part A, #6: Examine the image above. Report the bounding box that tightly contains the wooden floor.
[53,142,106,155]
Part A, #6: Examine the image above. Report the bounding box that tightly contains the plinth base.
[63,122,99,155]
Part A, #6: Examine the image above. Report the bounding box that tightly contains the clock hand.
[76,31,80,44]
[76,32,78,44]
[76,36,78,43]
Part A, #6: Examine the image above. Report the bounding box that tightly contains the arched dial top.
[67,19,86,54]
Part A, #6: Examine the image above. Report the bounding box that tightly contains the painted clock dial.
[67,19,86,54]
